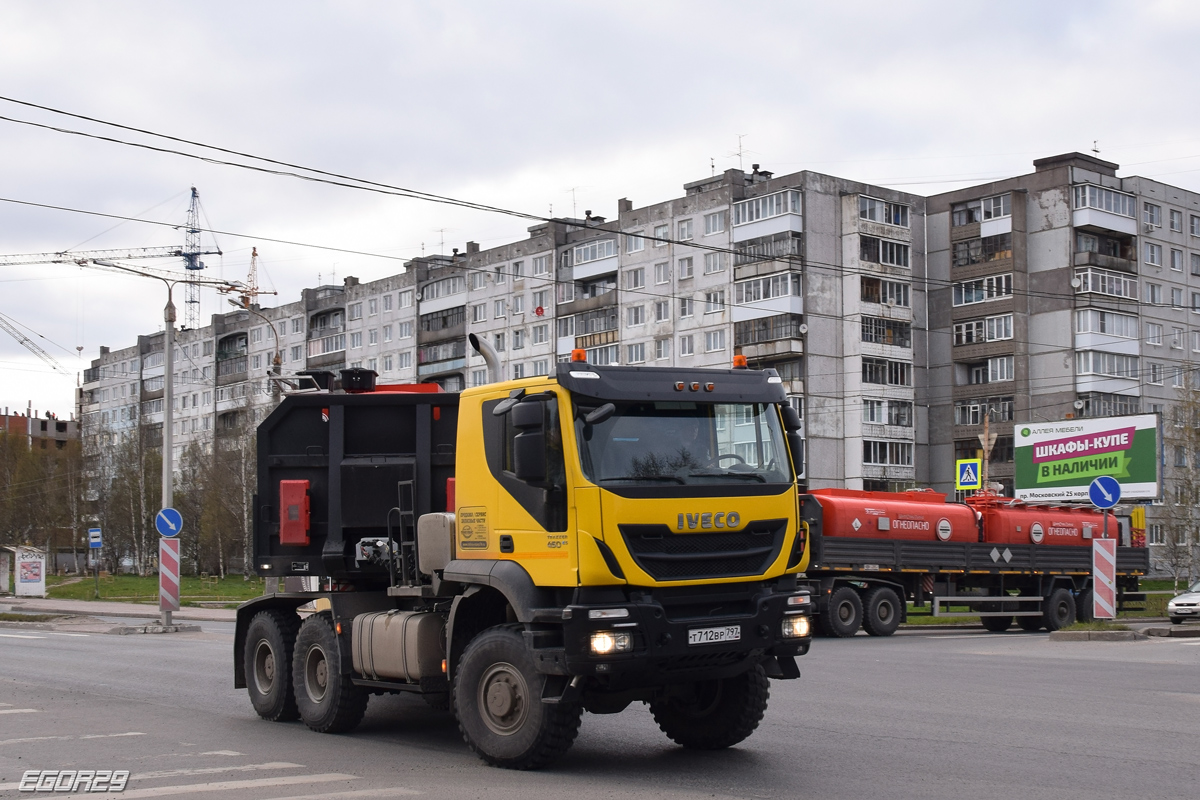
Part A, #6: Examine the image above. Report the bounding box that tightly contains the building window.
[1076,267,1137,299]
[733,190,800,225]
[533,359,549,376]
[291,346,302,362]
[494,265,506,284]
[1075,309,1137,337]
[1146,282,1163,305]
[705,329,726,352]
[953,314,1013,345]
[735,273,802,304]
[512,363,525,380]
[988,356,1014,382]
[953,233,1013,266]
[1145,243,1162,267]
[1170,210,1183,232]
[532,324,548,344]
[383,294,393,312]
[655,262,670,284]
[859,196,910,227]
[250,328,263,344]
[1144,203,1162,227]
[399,321,413,339]
[532,255,549,276]
[951,200,982,226]
[383,325,393,342]
[512,330,525,350]
[350,332,362,349]
[704,291,725,313]
[1171,327,1184,349]
[471,369,486,387]
[1148,362,1163,385]
[511,261,524,281]
[655,301,670,322]
[398,351,412,369]
[860,278,910,307]
[678,257,694,279]
[705,211,724,236]
[1076,351,1138,378]
[625,267,645,290]
[680,297,694,318]
[493,333,505,352]
[368,298,378,315]
[653,224,668,246]
[1146,323,1163,346]
[862,399,884,424]
[349,302,363,320]
[290,319,302,335]
[383,354,393,372]
[863,440,913,466]
[860,236,910,267]
[982,194,1011,220]
[399,290,413,308]
[1172,287,1184,308]
[1171,365,1184,387]
[423,276,467,301]
[574,239,616,264]
[627,306,645,326]
[532,290,548,310]
[1192,216,1200,237]
[472,304,486,323]
[861,317,912,348]
[1073,185,1136,217]
[862,358,911,386]
[679,335,694,356]
[953,274,1014,305]
[704,252,725,274]
[678,219,693,241]
[655,338,671,360]
[1170,249,1183,271]
[625,232,645,253]
[365,329,376,346]
[627,343,646,364]
[512,295,525,315]
[494,299,506,318]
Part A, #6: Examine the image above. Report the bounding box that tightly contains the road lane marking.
[131,762,304,780]
[200,751,243,756]
[116,773,359,798]
[0,633,45,639]
[0,709,39,714]
[45,632,90,637]
[0,731,143,746]
[257,790,421,800]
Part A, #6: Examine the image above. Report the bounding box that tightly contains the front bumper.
[538,580,813,681]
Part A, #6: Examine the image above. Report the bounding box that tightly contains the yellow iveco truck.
[234,339,813,769]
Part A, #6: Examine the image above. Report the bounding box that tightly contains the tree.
[1158,388,1200,589]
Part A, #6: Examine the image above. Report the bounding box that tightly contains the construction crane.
[0,310,69,376]
[219,245,277,308]
[182,186,211,329]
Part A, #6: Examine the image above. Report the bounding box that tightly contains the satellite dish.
[1073,400,1085,410]
[1070,277,1082,288]
[886,298,896,307]
[798,323,808,335]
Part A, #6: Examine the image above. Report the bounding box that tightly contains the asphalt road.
[1,621,1197,800]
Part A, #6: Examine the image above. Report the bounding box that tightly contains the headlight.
[782,615,811,638]
[590,631,632,655]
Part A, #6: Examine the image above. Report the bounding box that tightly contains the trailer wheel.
[862,587,901,636]
[981,615,1012,632]
[1076,590,1094,623]
[822,587,863,637]
[650,664,769,750]
[244,610,300,721]
[454,624,582,769]
[293,613,368,733]
[1042,588,1076,632]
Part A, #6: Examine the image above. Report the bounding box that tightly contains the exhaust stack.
[468,332,501,384]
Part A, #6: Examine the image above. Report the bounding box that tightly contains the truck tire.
[981,615,1012,632]
[1042,588,1076,632]
[293,613,368,734]
[1076,590,1094,623]
[862,587,901,636]
[1016,615,1043,632]
[244,609,300,721]
[454,624,582,769]
[650,664,769,750]
[822,587,863,638]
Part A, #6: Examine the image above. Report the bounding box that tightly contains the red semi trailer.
[798,489,1147,637]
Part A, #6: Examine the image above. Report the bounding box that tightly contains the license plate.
[688,625,741,646]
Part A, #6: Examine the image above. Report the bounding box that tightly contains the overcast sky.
[3,1,1200,417]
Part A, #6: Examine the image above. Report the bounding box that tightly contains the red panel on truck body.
[808,488,978,542]
[967,496,1118,545]
[279,479,311,546]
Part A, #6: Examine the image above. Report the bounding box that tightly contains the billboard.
[1014,414,1159,503]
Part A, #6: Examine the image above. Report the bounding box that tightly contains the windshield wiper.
[686,470,767,483]
[598,475,687,484]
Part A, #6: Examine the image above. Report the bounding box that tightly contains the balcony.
[418,357,466,377]
[216,355,248,386]
[575,329,618,350]
[1073,251,1135,273]
[307,333,346,369]
[83,367,100,384]
[735,314,804,347]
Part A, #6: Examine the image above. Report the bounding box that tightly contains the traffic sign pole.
[155,508,183,626]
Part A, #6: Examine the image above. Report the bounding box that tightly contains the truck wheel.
[862,587,901,636]
[822,587,862,637]
[293,613,368,733]
[981,616,1012,632]
[650,664,769,750]
[1016,615,1043,632]
[1042,588,1076,632]
[454,624,582,769]
[244,610,300,721]
[1076,590,1094,623]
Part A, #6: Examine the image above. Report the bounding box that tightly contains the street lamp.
[228,298,282,398]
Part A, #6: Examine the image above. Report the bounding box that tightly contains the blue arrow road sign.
[88,527,102,549]
[156,507,183,537]
[1089,476,1122,510]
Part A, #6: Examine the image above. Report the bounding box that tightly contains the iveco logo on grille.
[676,512,741,530]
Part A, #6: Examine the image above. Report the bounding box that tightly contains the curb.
[108,624,203,635]
[0,601,235,622]
[1142,626,1200,638]
[1049,630,1147,641]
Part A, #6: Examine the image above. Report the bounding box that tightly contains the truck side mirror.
[512,400,548,482]
[781,405,802,431]
[511,400,544,430]
[787,432,804,478]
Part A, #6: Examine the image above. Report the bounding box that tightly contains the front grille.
[657,651,746,672]
[619,519,787,581]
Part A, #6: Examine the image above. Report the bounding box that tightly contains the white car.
[1167,581,1200,624]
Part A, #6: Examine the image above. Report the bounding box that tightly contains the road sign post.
[88,527,102,599]
[155,508,183,626]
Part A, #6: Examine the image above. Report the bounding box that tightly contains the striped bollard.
[159,537,181,625]
[1092,539,1117,620]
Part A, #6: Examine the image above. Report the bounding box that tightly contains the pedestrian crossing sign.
[956,458,982,490]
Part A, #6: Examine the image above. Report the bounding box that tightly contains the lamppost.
[227,298,282,397]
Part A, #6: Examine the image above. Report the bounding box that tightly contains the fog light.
[782,615,811,638]
[589,631,632,655]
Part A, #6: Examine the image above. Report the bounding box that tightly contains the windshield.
[575,400,793,486]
